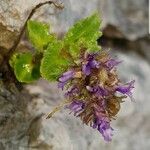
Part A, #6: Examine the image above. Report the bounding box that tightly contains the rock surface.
[24,51,150,150]
[0,0,148,50]
[0,82,33,150]
[0,0,150,150]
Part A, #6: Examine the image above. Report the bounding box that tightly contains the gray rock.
[99,0,148,40]
[0,82,33,150]
[0,0,148,50]
[0,0,149,149]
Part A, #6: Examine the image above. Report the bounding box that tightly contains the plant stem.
[46,99,70,119]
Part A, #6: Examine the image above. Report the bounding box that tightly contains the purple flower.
[58,82,66,90]
[96,86,108,97]
[92,118,113,142]
[106,59,122,70]
[65,86,79,97]
[66,100,85,116]
[86,85,108,97]
[82,54,100,75]
[59,70,74,82]
[98,121,113,142]
[82,64,91,75]
[58,70,75,89]
[116,80,135,99]
[55,51,135,142]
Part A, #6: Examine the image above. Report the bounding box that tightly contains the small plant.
[9,12,135,141]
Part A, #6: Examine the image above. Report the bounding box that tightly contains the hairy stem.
[46,99,70,119]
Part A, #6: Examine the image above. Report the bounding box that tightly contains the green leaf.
[40,40,70,81]
[9,53,18,68]
[64,12,102,58]
[10,52,40,83]
[27,20,55,51]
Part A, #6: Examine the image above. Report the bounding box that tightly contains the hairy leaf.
[27,20,55,51]
[64,13,102,58]
[40,40,70,81]
[10,52,40,83]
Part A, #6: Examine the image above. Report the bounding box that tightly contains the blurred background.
[0,0,149,149]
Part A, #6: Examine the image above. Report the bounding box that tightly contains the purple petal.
[66,100,85,115]
[116,80,135,99]
[100,125,113,142]
[58,82,66,90]
[92,118,113,142]
[86,86,108,97]
[96,86,108,97]
[89,60,100,69]
[59,70,74,82]
[82,64,91,75]
[58,70,75,90]
[82,53,100,76]
[106,59,122,70]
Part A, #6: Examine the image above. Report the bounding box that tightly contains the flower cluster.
[58,50,135,142]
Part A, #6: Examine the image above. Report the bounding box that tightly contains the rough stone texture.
[0,0,150,150]
[0,82,33,150]
[99,0,148,40]
[0,0,148,50]
[23,51,150,150]
[0,0,48,50]
[136,37,150,62]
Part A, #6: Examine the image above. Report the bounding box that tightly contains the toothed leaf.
[27,20,55,51]
[40,40,70,81]
[64,13,102,58]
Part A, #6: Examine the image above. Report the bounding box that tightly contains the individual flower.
[57,50,135,141]
[116,80,135,100]
[92,118,113,142]
[86,85,108,97]
[82,54,100,75]
[106,59,122,70]
[66,100,85,116]
[58,70,75,89]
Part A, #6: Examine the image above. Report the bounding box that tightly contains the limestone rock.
[0,0,148,50]
[0,0,149,149]
[0,82,33,150]
[0,0,47,50]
